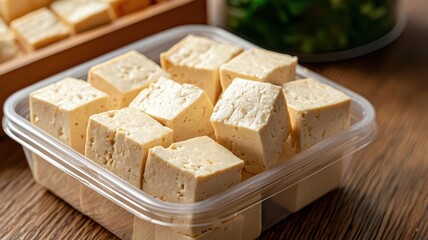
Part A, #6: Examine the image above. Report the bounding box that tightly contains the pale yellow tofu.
[211,78,291,174]
[30,77,109,154]
[155,216,243,240]
[143,136,244,236]
[0,19,21,63]
[273,160,344,212]
[274,78,352,212]
[102,0,150,17]
[51,0,114,34]
[143,136,243,203]
[0,0,53,23]
[282,78,352,154]
[220,48,297,90]
[10,8,69,51]
[133,216,156,240]
[85,107,173,188]
[32,154,83,212]
[89,51,169,109]
[29,78,108,214]
[160,35,243,103]
[241,204,262,240]
[80,185,134,240]
[130,77,214,142]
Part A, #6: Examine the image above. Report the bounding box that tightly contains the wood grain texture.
[0,0,427,239]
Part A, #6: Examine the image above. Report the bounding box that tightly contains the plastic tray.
[2,25,377,239]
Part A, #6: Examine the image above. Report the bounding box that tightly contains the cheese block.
[0,0,53,23]
[10,8,69,51]
[219,48,297,90]
[101,0,150,17]
[133,216,156,240]
[51,0,114,34]
[160,35,243,103]
[130,77,214,142]
[155,216,243,240]
[0,19,21,63]
[274,78,352,212]
[85,107,173,188]
[89,51,169,109]
[211,78,291,174]
[81,185,134,240]
[143,136,243,236]
[32,154,83,212]
[282,78,352,154]
[30,77,109,154]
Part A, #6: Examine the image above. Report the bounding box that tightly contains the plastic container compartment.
[3,25,377,239]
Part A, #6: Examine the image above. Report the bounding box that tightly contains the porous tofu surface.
[161,35,242,70]
[30,78,108,111]
[211,78,291,174]
[130,76,214,141]
[30,78,109,154]
[283,78,351,111]
[160,35,243,102]
[10,8,69,51]
[89,51,169,109]
[143,136,244,203]
[282,78,352,152]
[85,107,173,188]
[220,48,297,89]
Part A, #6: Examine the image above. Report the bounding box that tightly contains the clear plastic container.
[2,25,377,239]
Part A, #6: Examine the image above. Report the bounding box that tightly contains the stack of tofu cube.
[29,34,352,240]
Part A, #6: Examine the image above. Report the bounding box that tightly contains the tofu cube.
[241,204,262,240]
[85,107,173,188]
[89,51,169,109]
[160,35,243,103]
[143,136,244,236]
[274,78,352,212]
[143,136,243,203]
[155,216,243,240]
[210,78,291,174]
[10,8,69,51]
[0,19,21,63]
[282,78,352,153]
[130,77,214,142]
[30,77,109,154]
[0,0,53,22]
[80,185,134,240]
[101,0,150,17]
[51,0,114,34]
[220,48,297,90]
[273,160,344,212]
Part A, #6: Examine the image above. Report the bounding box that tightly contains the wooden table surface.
[1,1,427,239]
